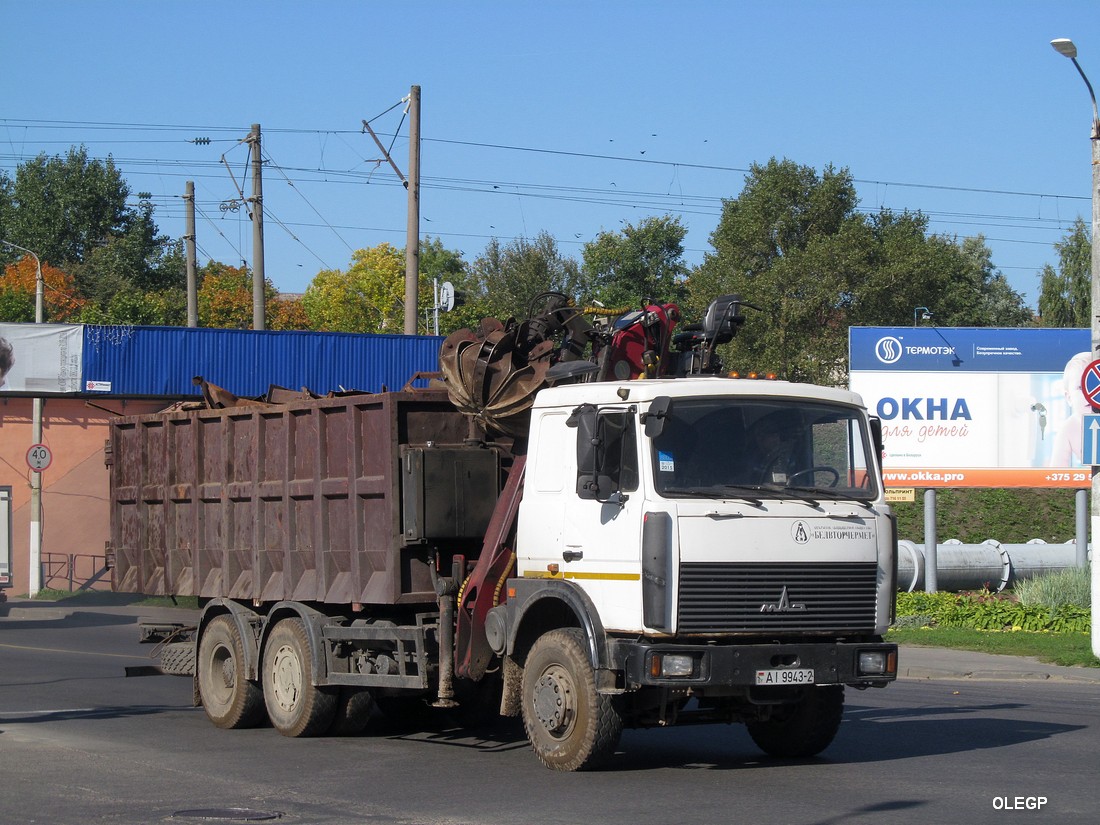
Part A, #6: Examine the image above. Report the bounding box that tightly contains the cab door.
[560,407,647,631]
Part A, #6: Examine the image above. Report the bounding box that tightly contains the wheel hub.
[532,665,575,737]
[270,643,302,712]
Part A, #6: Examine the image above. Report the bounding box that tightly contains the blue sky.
[3,1,1099,310]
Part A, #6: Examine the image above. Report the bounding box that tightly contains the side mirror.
[642,396,671,438]
[869,417,884,462]
[567,403,614,501]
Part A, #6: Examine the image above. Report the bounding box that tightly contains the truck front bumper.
[609,639,898,689]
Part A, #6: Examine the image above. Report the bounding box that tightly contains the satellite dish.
[439,281,455,312]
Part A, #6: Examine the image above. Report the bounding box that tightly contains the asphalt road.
[1,598,1098,825]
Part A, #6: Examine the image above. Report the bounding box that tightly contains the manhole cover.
[172,809,282,822]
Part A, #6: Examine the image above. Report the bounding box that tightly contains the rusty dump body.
[107,388,502,606]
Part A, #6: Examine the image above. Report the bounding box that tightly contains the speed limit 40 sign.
[26,443,52,472]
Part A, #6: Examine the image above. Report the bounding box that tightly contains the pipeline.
[897,539,1090,593]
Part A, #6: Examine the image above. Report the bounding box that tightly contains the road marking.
[0,641,151,660]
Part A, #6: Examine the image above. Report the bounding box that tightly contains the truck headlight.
[650,653,695,678]
[857,649,897,676]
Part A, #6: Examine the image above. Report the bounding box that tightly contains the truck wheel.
[328,688,378,736]
[746,685,845,758]
[262,618,337,737]
[197,615,265,729]
[521,628,622,771]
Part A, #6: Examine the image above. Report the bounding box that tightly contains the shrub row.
[895,590,1091,634]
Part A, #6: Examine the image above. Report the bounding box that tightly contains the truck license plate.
[755,668,815,685]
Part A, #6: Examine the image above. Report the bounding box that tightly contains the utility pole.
[184,181,198,327]
[1051,38,1100,657]
[249,123,266,330]
[1,239,44,596]
[404,86,421,334]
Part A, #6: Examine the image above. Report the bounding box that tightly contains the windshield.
[650,397,878,500]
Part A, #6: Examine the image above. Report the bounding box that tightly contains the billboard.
[849,327,1091,488]
[0,323,83,394]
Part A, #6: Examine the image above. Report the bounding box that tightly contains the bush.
[1013,565,1091,610]
[895,588,1090,634]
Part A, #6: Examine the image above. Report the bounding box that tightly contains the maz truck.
[109,294,898,771]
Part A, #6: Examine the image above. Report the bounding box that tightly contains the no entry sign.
[1082,359,1100,409]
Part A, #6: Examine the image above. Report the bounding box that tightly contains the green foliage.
[417,236,472,336]
[1038,217,1091,327]
[895,586,1090,633]
[465,232,586,323]
[887,626,1099,668]
[582,215,688,308]
[892,488,1079,544]
[0,147,181,309]
[75,288,187,326]
[302,243,409,332]
[688,159,1033,385]
[1014,565,1091,610]
[0,287,34,322]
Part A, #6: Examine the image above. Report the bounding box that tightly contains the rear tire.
[521,629,622,771]
[746,685,845,758]
[197,615,265,729]
[328,687,378,736]
[262,618,337,737]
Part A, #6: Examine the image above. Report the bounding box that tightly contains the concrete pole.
[923,488,938,593]
[184,181,198,327]
[1,239,44,596]
[404,86,421,335]
[250,124,266,330]
[1052,37,1100,657]
[1091,108,1099,658]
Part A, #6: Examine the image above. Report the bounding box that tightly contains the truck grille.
[677,562,879,634]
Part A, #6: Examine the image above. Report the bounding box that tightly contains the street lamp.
[0,239,45,597]
[913,306,933,326]
[1050,37,1100,658]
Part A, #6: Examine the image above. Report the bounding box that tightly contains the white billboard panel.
[0,323,83,393]
[850,327,1090,488]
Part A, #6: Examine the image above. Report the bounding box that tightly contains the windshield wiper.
[661,484,766,505]
[785,486,875,507]
[660,486,721,499]
[717,485,767,505]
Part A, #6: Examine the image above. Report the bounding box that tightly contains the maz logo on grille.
[759,585,807,613]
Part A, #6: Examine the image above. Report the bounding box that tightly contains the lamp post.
[1,239,45,597]
[1050,37,1100,658]
[913,306,932,326]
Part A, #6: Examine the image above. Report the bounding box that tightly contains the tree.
[74,288,187,326]
[269,295,311,331]
[197,262,279,329]
[582,216,689,309]
[689,159,867,384]
[0,255,86,322]
[689,159,1034,384]
[956,235,1033,327]
[302,243,410,333]
[1038,217,1091,327]
[466,232,586,323]
[0,147,181,309]
[418,236,472,335]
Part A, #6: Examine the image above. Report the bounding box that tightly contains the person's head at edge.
[0,337,14,388]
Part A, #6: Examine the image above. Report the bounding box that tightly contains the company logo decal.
[791,519,874,543]
[760,585,807,613]
[875,336,903,364]
[791,520,810,544]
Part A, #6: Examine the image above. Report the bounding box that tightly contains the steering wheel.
[786,466,840,488]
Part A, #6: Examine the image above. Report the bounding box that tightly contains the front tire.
[262,618,337,737]
[746,685,845,758]
[521,629,622,771]
[197,615,265,729]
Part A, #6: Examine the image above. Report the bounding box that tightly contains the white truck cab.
[496,376,898,769]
